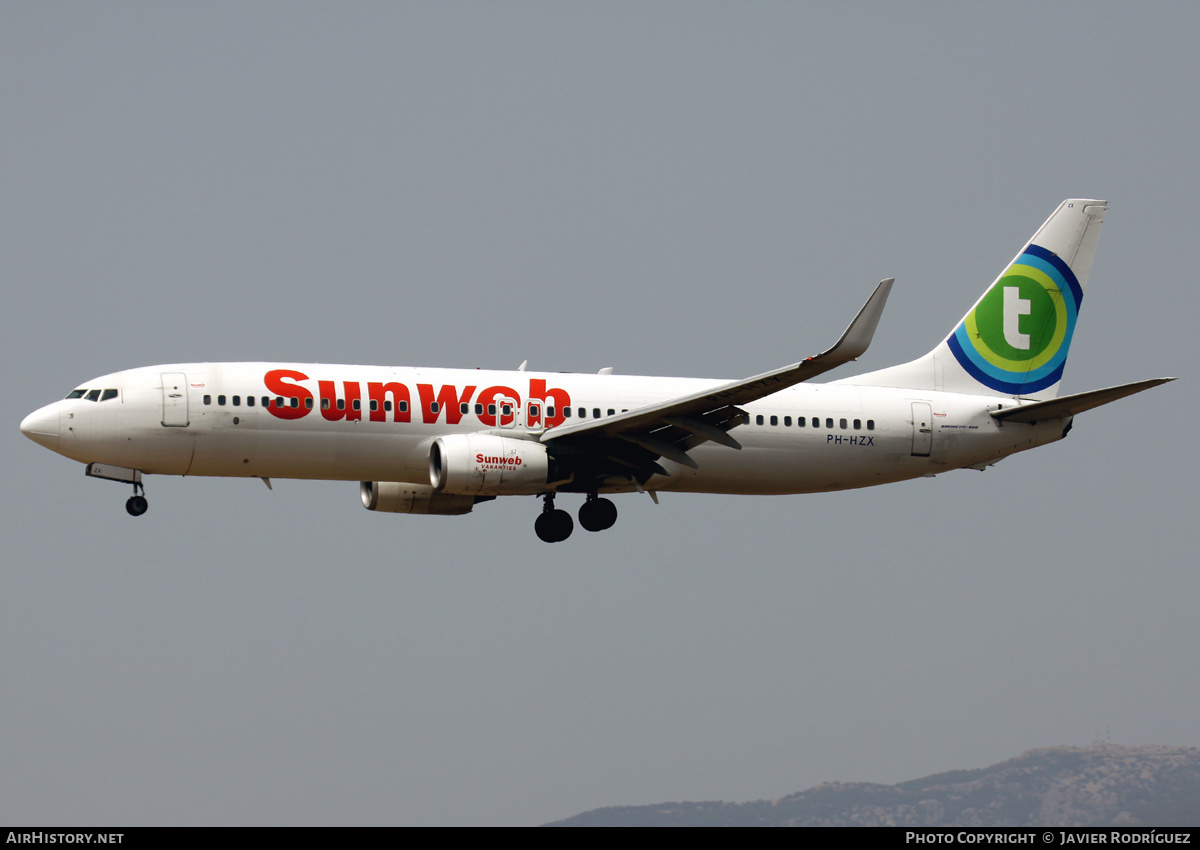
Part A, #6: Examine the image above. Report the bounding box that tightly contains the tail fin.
[844,199,1107,400]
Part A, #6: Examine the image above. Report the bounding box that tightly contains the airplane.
[20,199,1173,542]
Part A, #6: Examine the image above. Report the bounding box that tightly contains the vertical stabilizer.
[843,199,1107,400]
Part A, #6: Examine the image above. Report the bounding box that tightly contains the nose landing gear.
[85,463,149,517]
[125,481,148,516]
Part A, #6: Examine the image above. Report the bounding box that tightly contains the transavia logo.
[948,244,1083,394]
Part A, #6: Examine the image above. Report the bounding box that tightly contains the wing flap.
[664,413,744,450]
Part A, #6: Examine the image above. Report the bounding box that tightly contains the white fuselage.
[23,362,1067,495]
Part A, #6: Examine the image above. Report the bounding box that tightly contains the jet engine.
[430,433,551,496]
[360,481,476,515]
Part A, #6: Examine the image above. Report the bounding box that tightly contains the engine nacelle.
[360,481,476,515]
[430,433,551,496]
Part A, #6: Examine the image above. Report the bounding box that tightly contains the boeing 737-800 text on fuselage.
[21,200,1173,541]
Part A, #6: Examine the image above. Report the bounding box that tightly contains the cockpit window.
[85,389,102,402]
[101,389,119,401]
[66,389,87,399]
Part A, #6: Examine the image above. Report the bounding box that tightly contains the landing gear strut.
[578,493,617,532]
[85,464,148,517]
[534,494,573,543]
[125,481,148,517]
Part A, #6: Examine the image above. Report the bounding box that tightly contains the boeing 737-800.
[20,199,1173,541]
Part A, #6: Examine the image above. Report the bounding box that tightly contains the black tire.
[578,497,617,532]
[535,509,573,542]
[126,495,148,517]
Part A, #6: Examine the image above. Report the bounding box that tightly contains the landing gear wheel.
[535,510,573,542]
[126,495,148,516]
[535,494,574,542]
[578,496,617,532]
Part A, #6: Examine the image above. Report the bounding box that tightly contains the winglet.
[825,278,893,363]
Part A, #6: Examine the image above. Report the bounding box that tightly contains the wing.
[540,279,894,478]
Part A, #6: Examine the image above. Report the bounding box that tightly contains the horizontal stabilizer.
[990,378,1175,423]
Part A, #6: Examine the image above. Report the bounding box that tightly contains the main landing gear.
[578,492,617,532]
[535,494,573,543]
[534,493,618,542]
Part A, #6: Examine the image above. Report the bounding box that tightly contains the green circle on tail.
[972,274,1058,362]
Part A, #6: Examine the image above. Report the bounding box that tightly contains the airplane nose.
[20,406,60,451]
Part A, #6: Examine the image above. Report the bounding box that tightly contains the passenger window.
[290,397,299,409]
[547,406,555,417]
[305,398,313,410]
[840,418,847,430]
[563,407,571,417]
[429,402,439,414]
[101,389,118,401]
[384,401,392,412]
[867,420,875,430]
[370,400,378,411]
[459,402,468,414]
[204,395,212,405]
[398,401,408,413]
[578,408,586,418]
[488,404,497,415]
[770,415,778,426]
[607,409,615,416]
[232,395,240,406]
[502,404,512,416]
[474,404,483,415]
[275,397,284,408]
[336,399,345,410]
[66,389,87,399]
[592,408,600,419]
[353,400,361,411]
[322,398,331,410]
[825,418,833,429]
[812,417,819,428]
[247,396,255,407]
[85,389,101,402]
[797,416,805,427]
[756,414,764,425]
[853,419,861,430]
[784,416,792,426]
[530,404,539,417]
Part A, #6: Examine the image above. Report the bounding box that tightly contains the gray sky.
[2,2,1195,827]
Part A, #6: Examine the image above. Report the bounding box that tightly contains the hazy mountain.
[545,744,1200,827]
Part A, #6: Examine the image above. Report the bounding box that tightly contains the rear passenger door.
[910,401,932,457]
